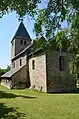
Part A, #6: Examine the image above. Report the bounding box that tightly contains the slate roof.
[1,65,26,78]
[11,22,31,42]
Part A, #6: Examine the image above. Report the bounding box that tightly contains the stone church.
[0,22,76,92]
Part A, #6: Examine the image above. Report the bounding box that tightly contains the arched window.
[59,56,64,71]
[32,60,35,70]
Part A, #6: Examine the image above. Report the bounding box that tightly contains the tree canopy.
[0,0,79,35]
[0,0,40,18]
[34,0,79,38]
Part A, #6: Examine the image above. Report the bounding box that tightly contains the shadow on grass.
[49,88,79,94]
[0,103,25,119]
[0,91,36,99]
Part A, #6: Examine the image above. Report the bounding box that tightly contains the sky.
[0,12,35,69]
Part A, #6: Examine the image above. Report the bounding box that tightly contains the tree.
[34,0,79,38]
[33,29,70,53]
[6,65,11,72]
[0,65,11,77]
[0,0,40,18]
[0,0,79,34]
[0,68,6,77]
[34,1,79,81]
[33,36,47,52]
[69,55,79,80]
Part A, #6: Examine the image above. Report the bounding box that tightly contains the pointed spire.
[11,22,31,42]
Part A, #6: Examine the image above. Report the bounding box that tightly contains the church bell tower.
[11,22,31,59]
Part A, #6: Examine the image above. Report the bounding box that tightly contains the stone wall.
[15,38,31,56]
[1,79,12,89]
[29,53,47,92]
[11,38,31,59]
[11,54,27,70]
[46,51,76,93]
[11,65,30,89]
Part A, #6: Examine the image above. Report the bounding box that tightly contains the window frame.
[59,56,64,71]
[32,60,35,70]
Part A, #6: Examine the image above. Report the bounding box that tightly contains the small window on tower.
[20,59,22,66]
[21,40,23,45]
[59,56,64,71]
[24,40,26,45]
[32,60,35,70]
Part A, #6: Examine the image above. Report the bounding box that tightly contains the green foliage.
[54,29,70,51]
[0,65,11,76]
[0,0,79,33]
[68,12,79,80]
[69,55,79,80]
[0,0,41,18]
[33,29,70,53]
[0,68,6,76]
[71,12,79,32]
[0,86,79,119]
[34,0,79,37]
[33,36,47,52]
[6,65,11,72]
[68,33,79,80]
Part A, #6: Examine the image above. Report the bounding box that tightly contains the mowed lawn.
[0,86,79,119]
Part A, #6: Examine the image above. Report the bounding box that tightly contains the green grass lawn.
[0,85,79,119]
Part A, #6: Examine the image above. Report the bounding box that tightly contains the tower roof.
[11,22,31,42]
